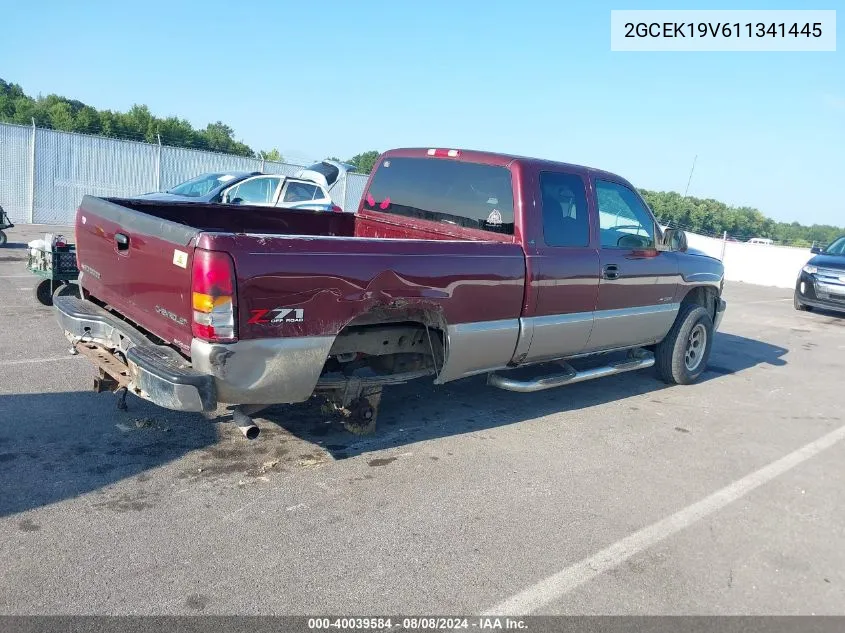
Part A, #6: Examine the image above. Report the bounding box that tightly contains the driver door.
[586,178,679,352]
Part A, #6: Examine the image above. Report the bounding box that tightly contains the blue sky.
[1,0,842,225]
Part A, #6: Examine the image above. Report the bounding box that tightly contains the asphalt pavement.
[1,224,843,615]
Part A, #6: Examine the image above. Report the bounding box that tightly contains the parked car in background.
[747,237,774,245]
[795,235,845,314]
[295,159,358,191]
[137,171,341,212]
[294,159,359,213]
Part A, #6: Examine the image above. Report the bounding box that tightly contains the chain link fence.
[0,122,368,224]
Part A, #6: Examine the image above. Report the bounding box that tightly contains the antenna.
[683,155,698,198]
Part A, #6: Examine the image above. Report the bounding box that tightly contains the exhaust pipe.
[232,407,261,440]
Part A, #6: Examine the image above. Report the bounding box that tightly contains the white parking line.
[1,356,81,366]
[0,275,33,279]
[482,423,845,616]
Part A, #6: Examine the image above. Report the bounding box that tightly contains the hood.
[808,253,845,271]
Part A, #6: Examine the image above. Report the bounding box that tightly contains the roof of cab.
[381,147,631,186]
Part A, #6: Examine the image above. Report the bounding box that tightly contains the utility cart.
[27,239,79,306]
[0,205,13,246]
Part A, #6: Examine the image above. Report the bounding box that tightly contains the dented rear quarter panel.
[195,233,526,341]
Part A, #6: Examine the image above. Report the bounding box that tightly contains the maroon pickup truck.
[55,147,726,438]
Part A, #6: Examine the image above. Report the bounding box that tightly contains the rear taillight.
[75,207,82,269]
[191,249,237,342]
[330,204,343,213]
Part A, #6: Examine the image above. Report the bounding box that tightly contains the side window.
[229,177,280,204]
[313,186,328,201]
[284,182,318,203]
[596,180,655,249]
[539,171,590,247]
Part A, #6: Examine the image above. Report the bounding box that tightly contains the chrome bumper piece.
[54,296,332,411]
[714,298,727,332]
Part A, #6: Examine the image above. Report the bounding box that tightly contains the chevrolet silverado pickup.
[54,147,726,438]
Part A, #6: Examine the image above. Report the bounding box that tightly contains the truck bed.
[74,196,526,363]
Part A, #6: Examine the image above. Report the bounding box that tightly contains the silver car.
[138,171,341,212]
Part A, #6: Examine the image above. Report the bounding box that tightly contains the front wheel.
[794,291,812,311]
[655,304,714,385]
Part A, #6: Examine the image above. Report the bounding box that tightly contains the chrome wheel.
[684,323,707,371]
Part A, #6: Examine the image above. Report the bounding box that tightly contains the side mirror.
[811,245,823,254]
[660,228,688,252]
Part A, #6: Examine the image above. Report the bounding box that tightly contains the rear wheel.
[655,304,714,385]
[0,231,7,247]
[35,279,55,306]
[342,389,382,436]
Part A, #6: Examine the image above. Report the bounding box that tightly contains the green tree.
[0,76,256,156]
[347,150,380,174]
[260,148,284,162]
[639,189,844,246]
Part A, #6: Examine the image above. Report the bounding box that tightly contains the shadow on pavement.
[256,331,790,460]
[0,332,788,515]
[804,309,845,324]
[704,331,788,376]
[0,390,217,518]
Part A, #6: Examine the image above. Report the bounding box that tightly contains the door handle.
[115,233,130,251]
[602,264,620,280]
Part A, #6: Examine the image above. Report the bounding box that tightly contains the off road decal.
[248,308,304,324]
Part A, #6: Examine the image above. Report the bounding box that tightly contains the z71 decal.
[248,308,305,325]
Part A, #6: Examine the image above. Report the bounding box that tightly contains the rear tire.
[0,231,7,246]
[655,304,714,385]
[794,291,812,311]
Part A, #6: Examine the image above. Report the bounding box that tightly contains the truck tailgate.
[75,196,198,353]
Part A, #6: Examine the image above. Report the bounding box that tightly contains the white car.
[221,174,339,211]
[139,171,341,212]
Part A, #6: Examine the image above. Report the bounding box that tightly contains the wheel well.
[680,286,718,321]
[325,306,448,379]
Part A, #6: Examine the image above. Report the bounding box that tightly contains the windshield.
[824,236,845,255]
[167,172,241,197]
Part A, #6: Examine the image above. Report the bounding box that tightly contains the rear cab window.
[363,157,514,235]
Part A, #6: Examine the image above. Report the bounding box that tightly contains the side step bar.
[487,350,655,393]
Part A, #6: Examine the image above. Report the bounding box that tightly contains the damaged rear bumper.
[54,295,216,412]
[53,295,334,412]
